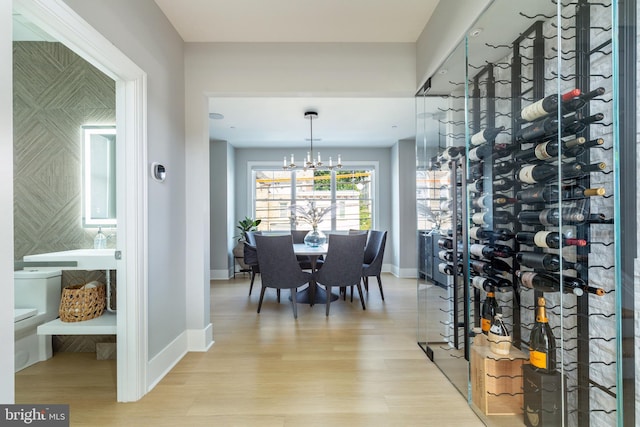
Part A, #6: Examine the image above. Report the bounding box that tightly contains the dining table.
[292,243,339,305]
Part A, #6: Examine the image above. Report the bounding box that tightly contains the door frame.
[13,0,148,402]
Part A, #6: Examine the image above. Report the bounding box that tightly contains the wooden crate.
[471,342,528,415]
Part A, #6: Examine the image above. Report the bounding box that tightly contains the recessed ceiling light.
[469,28,483,38]
[391,125,398,129]
[209,112,224,120]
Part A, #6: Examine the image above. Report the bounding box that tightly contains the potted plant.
[233,217,261,270]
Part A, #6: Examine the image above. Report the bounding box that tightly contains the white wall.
[415,0,492,89]
[186,42,417,326]
[60,0,189,359]
[0,0,15,404]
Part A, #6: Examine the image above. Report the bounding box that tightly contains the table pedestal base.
[293,284,339,305]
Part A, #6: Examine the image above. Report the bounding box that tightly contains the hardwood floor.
[15,274,484,426]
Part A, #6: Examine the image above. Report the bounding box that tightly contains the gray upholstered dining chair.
[313,233,367,316]
[361,230,387,301]
[243,231,261,296]
[291,229,314,270]
[254,234,312,319]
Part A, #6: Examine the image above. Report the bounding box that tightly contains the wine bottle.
[493,177,515,191]
[516,185,605,203]
[468,179,484,193]
[468,143,517,162]
[469,162,484,181]
[441,146,465,161]
[515,162,583,185]
[438,250,460,262]
[529,296,557,373]
[561,87,605,114]
[516,270,583,296]
[564,137,605,158]
[515,231,587,248]
[513,137,585,162]
[493,159,517,175]
[471,243,514,259]
[471,210,515,226]
[439,262,461,276]
[438,238,454,250]
[517,113,604,143]
[469,226,515,242]
[471,275,498,292]
[519,89,581,122]
[516,208,586,226]
[481,291,500,334]
[472,194,516,209]
[490,313,510,335]
[470,126,506,146]
[516,251,582,272]
[471,259,512,277]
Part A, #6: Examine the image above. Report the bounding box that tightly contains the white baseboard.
[146,331,188,392]
[210,269,232,280]
[187,323,214,352]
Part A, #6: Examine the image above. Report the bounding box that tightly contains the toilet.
[14,269,62,372]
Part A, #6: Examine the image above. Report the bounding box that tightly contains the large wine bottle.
[529,297,557,373]
[470,126,505,146]
[519,89,581,122]
[471,243,514,259]
[481,291,500,334]
[468,179,484,193]
[471,259,512,277]
[515,270,597,296]
[438,238,454,250]
[493,177,515,191]
[513,137,585,162]
[469,226,514,242]
[439,262,462,276]
[440,146,465,161]
[516,251,582,272]
[472,194,516,209]
[493,159,517,175]
[468,143,517,162]
[561,87,605,114]
[515,162,583,185]
[471,275,499,292]
[516,208,586,226]
[517,113,604,143]
[516,185,605,203]
[515,231,587,248]
[472,210,515,226]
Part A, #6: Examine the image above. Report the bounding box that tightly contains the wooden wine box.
[471,342,528,415]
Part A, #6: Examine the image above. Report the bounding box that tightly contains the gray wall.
[61,0,186,360]
[13,41,116,260]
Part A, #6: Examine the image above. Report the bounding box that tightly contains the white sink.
[23,249,117,270]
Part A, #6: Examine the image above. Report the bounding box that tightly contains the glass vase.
[304,227,326,247]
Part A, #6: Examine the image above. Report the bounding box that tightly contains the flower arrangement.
[289,200,335,230]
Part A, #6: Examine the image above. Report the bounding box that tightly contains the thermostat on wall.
[151,162,166,182]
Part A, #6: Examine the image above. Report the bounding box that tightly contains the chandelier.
[283,111,342,170]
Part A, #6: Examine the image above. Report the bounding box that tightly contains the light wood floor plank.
[16,274,483,426]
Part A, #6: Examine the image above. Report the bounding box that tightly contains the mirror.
[82,125,116,227]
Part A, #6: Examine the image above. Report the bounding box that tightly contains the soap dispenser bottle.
[94,227,107,249]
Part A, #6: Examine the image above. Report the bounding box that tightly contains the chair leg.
[363,276,369,292]
[291,288,298,319]
[350,285,353,302]
[277,289,281,303]
[376,275,384,301]
[257,286,267,313]
[325,286,332,316]
[355,283,366,310]
[341,286,346,301]
[249,270,256,296]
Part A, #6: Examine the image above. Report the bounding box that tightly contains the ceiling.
[152,0,441,149]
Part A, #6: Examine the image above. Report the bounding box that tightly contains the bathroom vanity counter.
[23,248,117,270]
[37,312,116,335]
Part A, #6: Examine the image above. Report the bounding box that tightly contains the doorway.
[12,0,147,402]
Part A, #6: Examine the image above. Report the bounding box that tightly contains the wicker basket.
[59,281,106,322]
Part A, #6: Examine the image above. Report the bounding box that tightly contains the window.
[253,167,374,231]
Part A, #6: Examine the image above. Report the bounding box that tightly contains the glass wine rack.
[416,1,634,426]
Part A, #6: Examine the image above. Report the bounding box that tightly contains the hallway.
[16,274,483,426]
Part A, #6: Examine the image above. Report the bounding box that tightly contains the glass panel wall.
[417,1,630,426]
